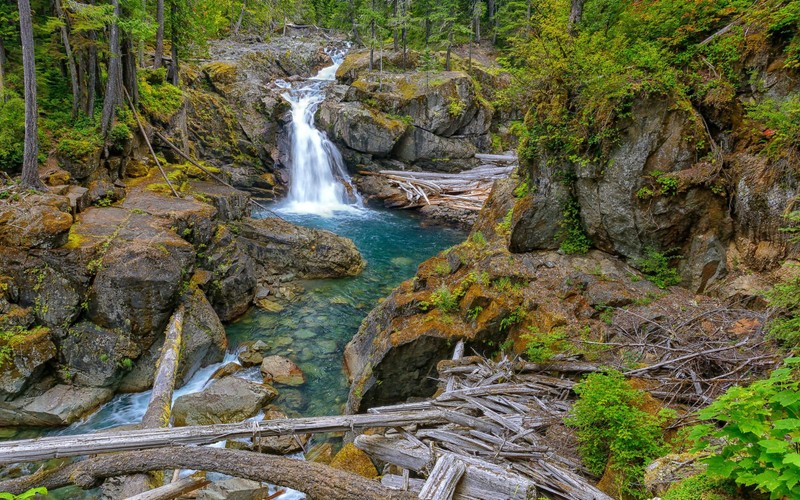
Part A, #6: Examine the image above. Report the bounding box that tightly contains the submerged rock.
[260,356,305,386]
[172,376,278,426]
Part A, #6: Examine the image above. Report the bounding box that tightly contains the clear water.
[228,206,465,416]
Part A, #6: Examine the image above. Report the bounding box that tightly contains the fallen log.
[116,304,185,497]
[418,454,466,500]
[0,446,415,499]
[0,410,446,465]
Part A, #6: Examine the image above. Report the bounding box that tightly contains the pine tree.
[17,0,45,190]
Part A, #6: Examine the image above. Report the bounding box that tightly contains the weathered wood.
[124,474,209,500]
[119,304,185,497]
[0,410,446,465]
[418,454,465,500]
[141,304,184,428]
[0,446,415,499]
[355,434,433,472]
[474,153,517,163]
[382,475,424,494]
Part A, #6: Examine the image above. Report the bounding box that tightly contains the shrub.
[471,231,487,247]
[0,487,48,500]
[558,199,591,254]
[764,263,800,345]
[138,74,184,123]
[513,180,530,198]
[567,370,672,499]
[522,326,568,362]
[109,122,132,149]
[634,247,682,289]
[689,358,800,500]
[0,95,25,172]
[661,474,738,500]
[430,285,459,312]
[496,208,513,235]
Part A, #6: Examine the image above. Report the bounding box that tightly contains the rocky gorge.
[0,18,798,500]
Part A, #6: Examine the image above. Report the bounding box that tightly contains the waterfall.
[279,47,361,216]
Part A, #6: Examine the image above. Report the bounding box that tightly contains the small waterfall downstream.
[278,47,361,216]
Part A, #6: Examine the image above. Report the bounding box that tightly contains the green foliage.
[109,123,132,150]
[447,97,466,117]
[522,326,568,362]
[764,263,800,345]
[568,370,672,499]
[689,358,800,500]
[466,305,483,320]
[634,247,682,289]
[499,306,525,331]
[0,94,25,173]
[662,474,738,500]
[513,180,530,198]
[471,231,487,247]
[558,199,591,254]
[138,71,184,123]
[650,170,679,196]
[0,487,48,500]
[434,261,452,276]
[746,95,800,161]
[496,208,513,235]
[430,285,459,312]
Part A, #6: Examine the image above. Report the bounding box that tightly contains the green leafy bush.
[0,487,47,499]
[745,95,800,160]
[662,474,738,500]
[558,199,591,254]
[430,285,459,312]
[764,264,800,345]
[634,247,682,289]
[522,325,568,362]
[567,370,672,499]
[0,95,26,172]
[138,74,184,123]
[689,358,800,500]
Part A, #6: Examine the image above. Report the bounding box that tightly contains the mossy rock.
[330,443,378,479]
[203,62,238,85]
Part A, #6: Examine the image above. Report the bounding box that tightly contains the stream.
[15,45,466,498]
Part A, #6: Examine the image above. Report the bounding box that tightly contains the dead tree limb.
[124,475,210,500]
[0,410,446,465]
[0,446,415,499]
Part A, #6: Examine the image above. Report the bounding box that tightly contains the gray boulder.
[172,376,278,426]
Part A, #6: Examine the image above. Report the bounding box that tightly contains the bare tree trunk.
[54,0,80,118]
[168,1,178,86]
[18,0,45,190]
[0,447,416,499]
[392,0,398,50]
[122,35,139,105]
[101,0,122,136]
[369,21,374,70]
[154,0,164,67]
[568,0,585,36]
[233,0,246,34]
[87,40,98,117]
[0,36,6,103]
[138,0,146,67]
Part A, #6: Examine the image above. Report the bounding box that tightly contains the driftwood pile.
[358,342,611,500]
[363,153,516,211]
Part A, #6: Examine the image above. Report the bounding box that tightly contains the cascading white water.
[278,47,361,216]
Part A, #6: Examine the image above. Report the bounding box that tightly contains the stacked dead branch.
[594,303,779,410]
[362,153,516,211]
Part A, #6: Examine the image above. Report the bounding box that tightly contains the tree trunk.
[233,0,246,34]
[138,0,146,67]
[392,0,398,50]
[18,0,45,190]
[87,40,98,118]
[122,35,139,105]
[54,0,80,118]
[168,1,178,86]
[154,0,164,68]
[0,447,416,499]
[568,0,585,36]
[0,36,6,103]
[101,0,122,136]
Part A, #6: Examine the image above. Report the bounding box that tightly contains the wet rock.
[0,384,114,426]
[394,127,478,163]
[318,101,407,156]
[202,225,257,322]
[0,194,73,249]
[260,356,305,386]
[238,217,365,280]
[196,478,272,500]
[172,376,278,426]
[209,362,242,380]
[59,321,140,387]
[177,287,228,386]
[330,443,378,479]
[255,298,283,313]
[0,327,56,400]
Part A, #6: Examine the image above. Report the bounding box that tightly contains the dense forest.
[1,0,800,498]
